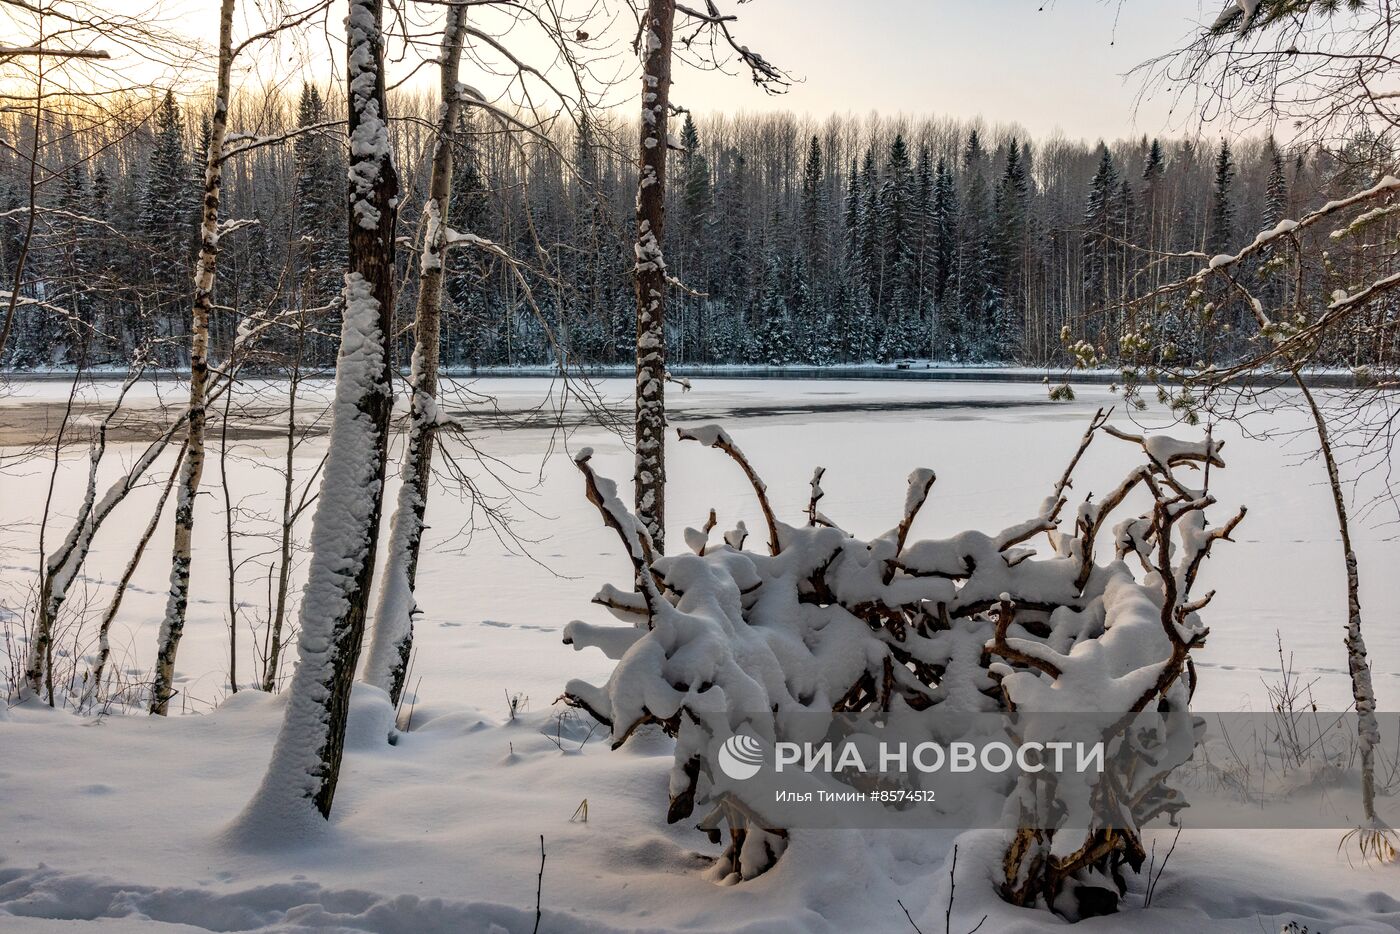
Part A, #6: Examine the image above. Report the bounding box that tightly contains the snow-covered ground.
[2,377,1398,932]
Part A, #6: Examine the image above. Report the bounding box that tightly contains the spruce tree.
[1256,139,1292,317]
[1142,139,1164,186]
[445,110,492,364]
[931,156,958,357]
[141,90,189,353]
[748,247,795,365]
[843,155,861,266]
[958,129,992,358]
[1082,145,1118,314]
[1207,139,1235,256]
[1264,140,1288,229]
[879,132,916,344]
[989,138,1029,359]
[718,147,753,343]
[675,114,712,361]
[292,83,345,361]
[680,115,712,223]
[800,134,826,269]
[857,147,880,301]
[914,144,934,328]
[89,163,115,347]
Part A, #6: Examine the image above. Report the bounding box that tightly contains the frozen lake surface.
[3,375,1394,713]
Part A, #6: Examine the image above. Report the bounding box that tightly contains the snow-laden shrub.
[562,413,1244,915]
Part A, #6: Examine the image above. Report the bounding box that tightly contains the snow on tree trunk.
[230,0,398,832]
[362,5,467,707]
[149,0,235,715]
[633,0,674,554]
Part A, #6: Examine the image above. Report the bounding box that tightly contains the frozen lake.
[2,375,1396,714]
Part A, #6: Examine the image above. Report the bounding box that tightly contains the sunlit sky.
[670,1,1219,141]
[50,0,1225,143]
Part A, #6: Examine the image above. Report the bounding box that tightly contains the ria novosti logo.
[716,732,1107,781]
[717,734,766,780]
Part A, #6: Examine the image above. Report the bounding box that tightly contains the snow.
[224,273,389,844]
[3,378,1400,930]
[346,0,390,231]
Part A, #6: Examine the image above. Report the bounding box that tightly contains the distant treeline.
[1,86,1390,370]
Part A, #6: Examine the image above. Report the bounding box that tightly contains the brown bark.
[306,0,399,818]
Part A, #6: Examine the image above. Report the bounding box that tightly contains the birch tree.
[149,0,237,716]
[632,0,674,553]
[234,0,399,827]
[631,0,789,554]
[362,4,469,706]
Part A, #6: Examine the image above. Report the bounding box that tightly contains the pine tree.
[563,113,609,364]
[1139,138,1166,288]
[1113,174,1136,315]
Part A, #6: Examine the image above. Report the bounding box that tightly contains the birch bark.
[149,0,237,714]
[362,5,468,706]
[633,0,675,554]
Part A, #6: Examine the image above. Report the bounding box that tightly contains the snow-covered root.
[562,412,1248,916]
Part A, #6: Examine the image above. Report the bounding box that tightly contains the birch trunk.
[84,443,187,711]
[1297,379,1380,823]
[262,358,301,692]
[149,0,236,715]
[232,0,398,830]
[362,5,468,706]
[23,370,140,699]
[633,0,674,554]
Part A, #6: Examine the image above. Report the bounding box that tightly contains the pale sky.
[38,0,1224,144]
[671,1,1218,141]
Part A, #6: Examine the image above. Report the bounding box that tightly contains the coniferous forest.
[3,87,1384,371]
